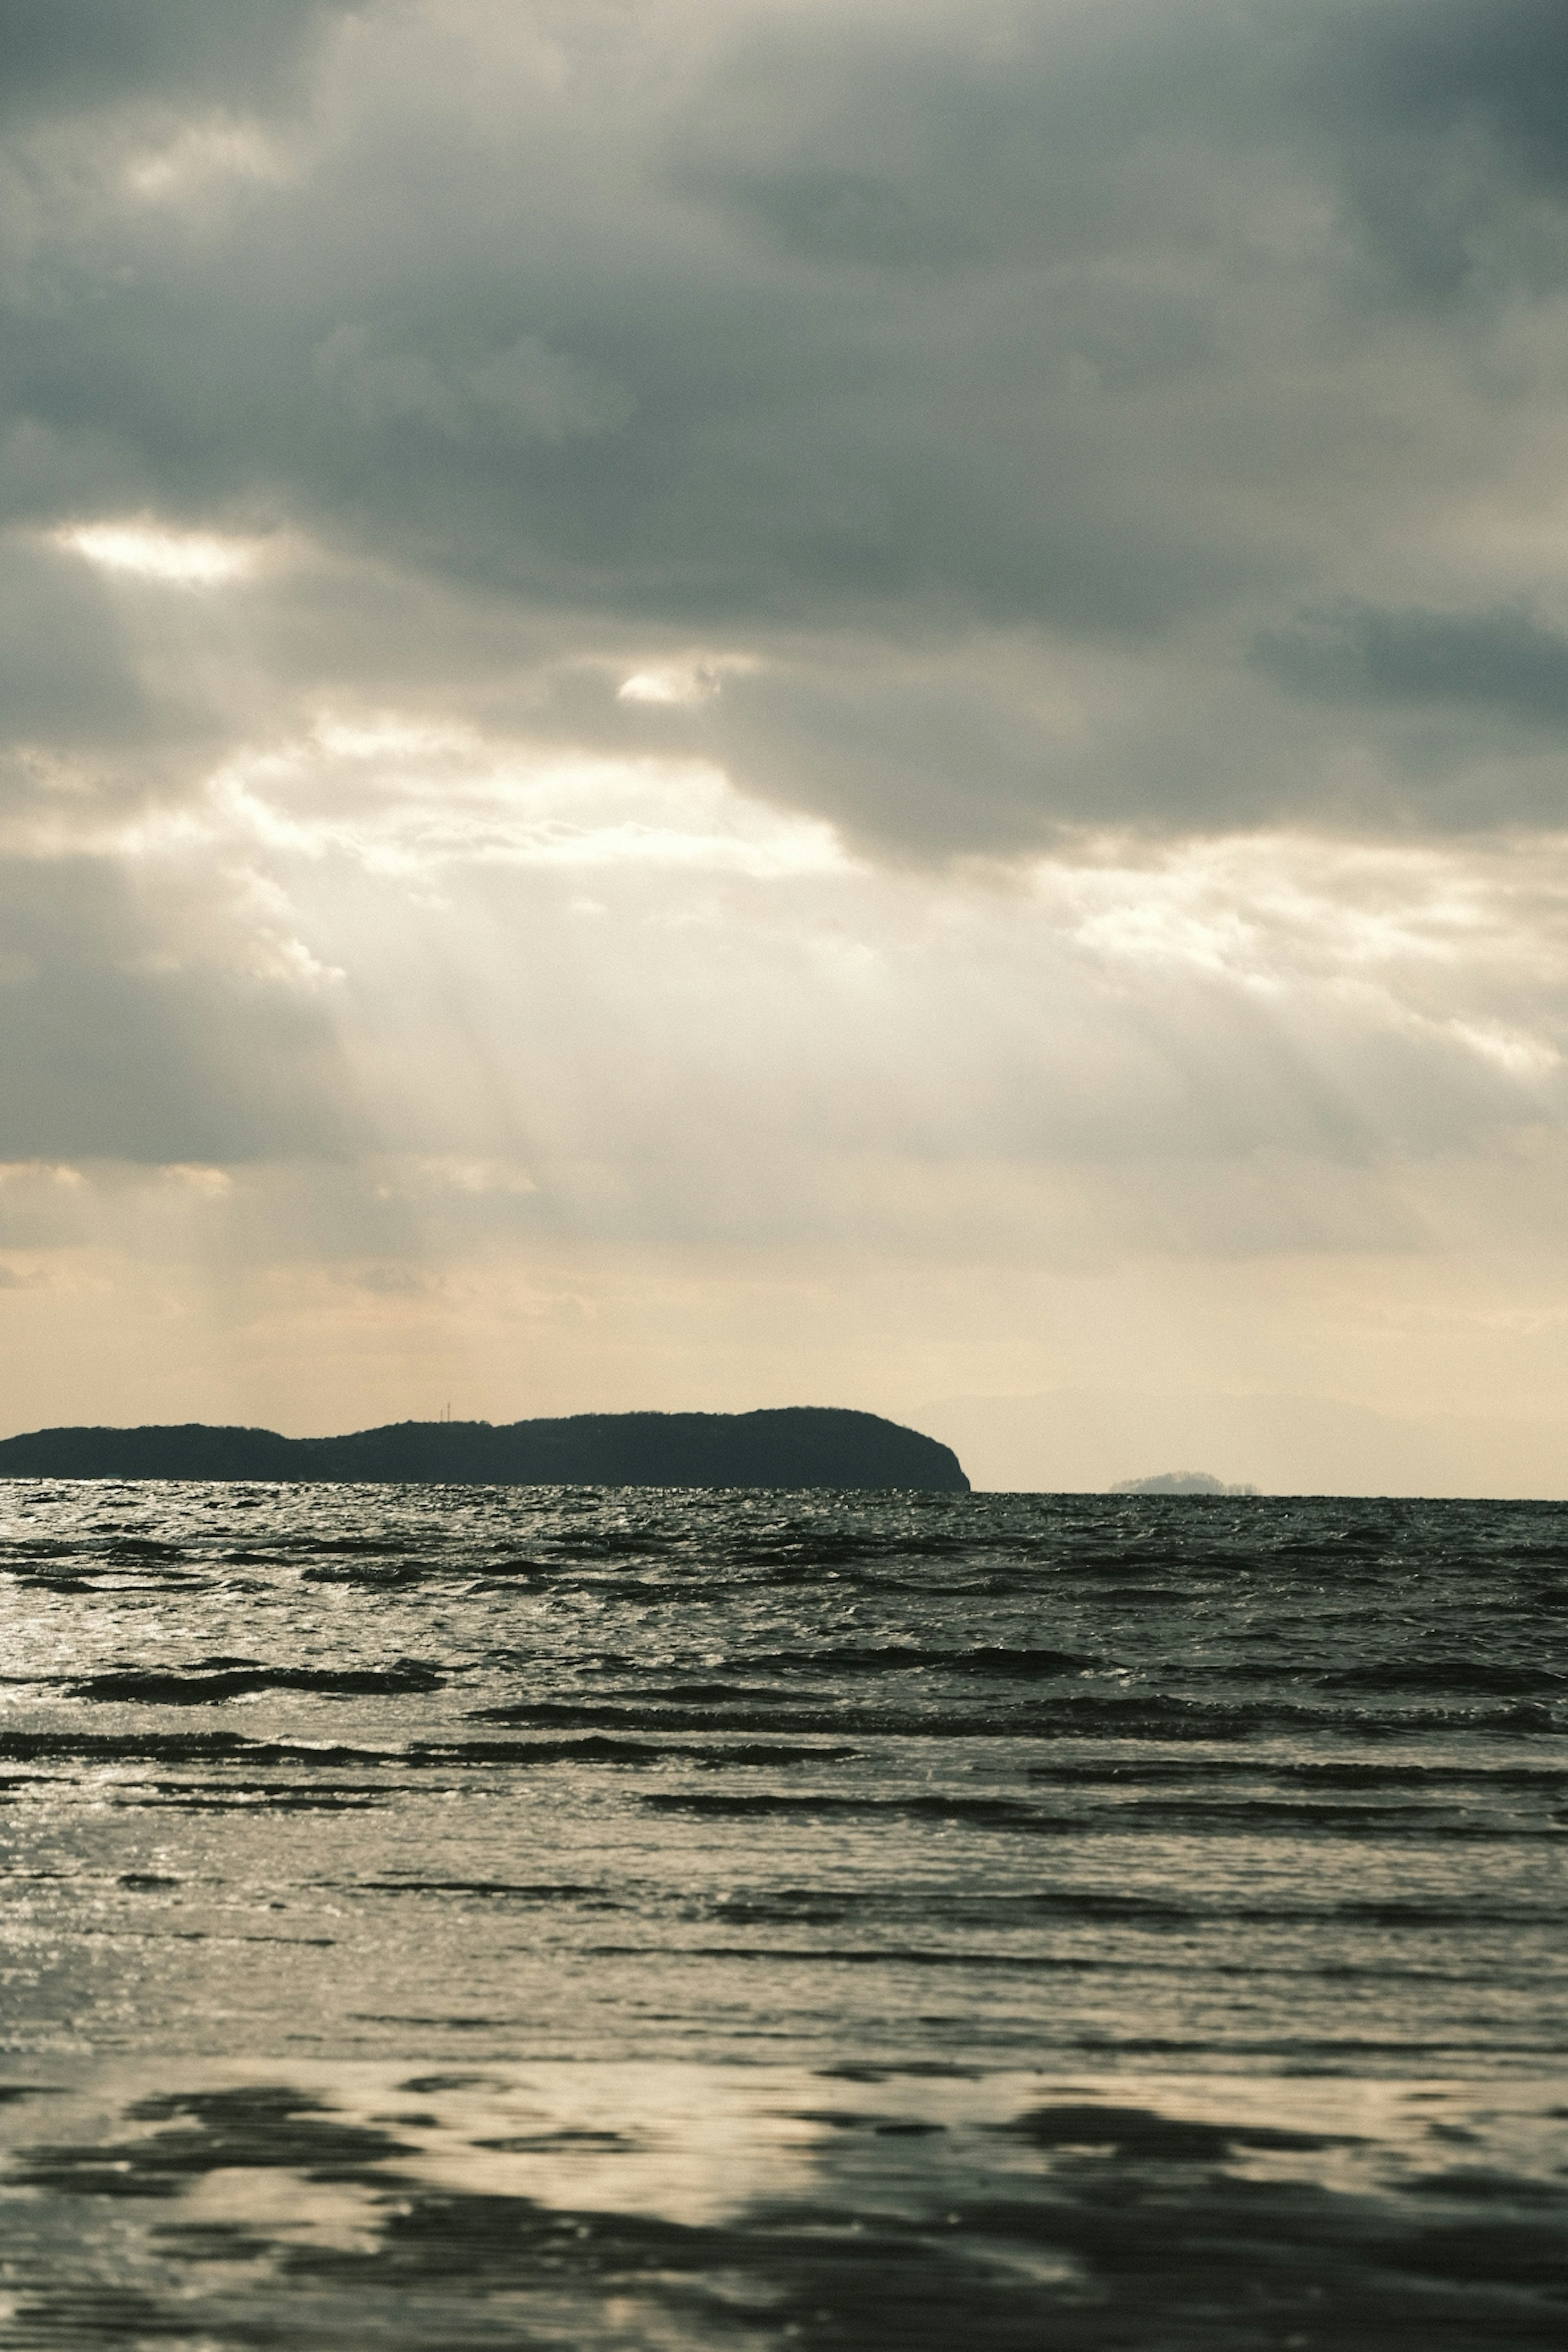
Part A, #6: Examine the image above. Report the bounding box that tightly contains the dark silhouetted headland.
[0,1408,969,1490]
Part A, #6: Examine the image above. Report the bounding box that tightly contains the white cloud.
[619,665,727,707]
[0,1162,86,1191]
[126,116,298,201]
[55,522,260,586]
[162,1163,234,1197]
[200,722,850,879]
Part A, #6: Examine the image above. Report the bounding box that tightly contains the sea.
[0,1483,1564,2349]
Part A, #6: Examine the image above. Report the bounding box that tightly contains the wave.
[469,1693,1566,1738]
[58,1658,445,1703]
[0,1727,858,1770]
[1005,2103,1343,2157]
[1316,1661,1567,1694]
[740,1644,1102,1676]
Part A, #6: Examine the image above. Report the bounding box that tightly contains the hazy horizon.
[6,2,1568,1495]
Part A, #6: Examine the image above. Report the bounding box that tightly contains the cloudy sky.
[5,0,1568,1490]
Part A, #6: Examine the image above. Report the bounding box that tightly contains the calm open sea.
[1,1484,1565,2348]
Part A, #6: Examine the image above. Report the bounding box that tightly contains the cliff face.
[0,1407,970,1491]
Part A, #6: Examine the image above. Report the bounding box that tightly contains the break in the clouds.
[4,0,1568,1490]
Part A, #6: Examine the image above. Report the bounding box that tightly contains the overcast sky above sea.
[5,0,1568,1491]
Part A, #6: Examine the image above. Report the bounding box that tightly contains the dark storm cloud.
[0,0,342,117]
[1327,0,1568,158]
[5,0,1568,856]
[1258,604,1568,725]
[1314,0,1568,297]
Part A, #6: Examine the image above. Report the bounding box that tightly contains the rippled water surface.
[2,1483,1565,2346]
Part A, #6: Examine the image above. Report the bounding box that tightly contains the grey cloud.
[1256,603,1568,726]
[665,2,1262,278]
[4,0,1568,859]
[0,537,146,751]
[672,0,1566,309]
[0,1,343,118]
[694,165,987,273]
[316,325,635,445]
[0,859,356,1163]
[1314,0,1568,276]
[0,7,1336,605]
[467,336,635,442]
[704,665,1075,858]
[0,533,292,824]
[353,1263,441,1295]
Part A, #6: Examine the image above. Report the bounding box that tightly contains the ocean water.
[0,1483,1565,2348]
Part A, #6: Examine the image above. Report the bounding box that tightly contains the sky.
[4,0,1568,1492]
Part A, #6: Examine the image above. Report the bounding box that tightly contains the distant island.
[0,1407,970,1491]
[1111,1470,1260,1496]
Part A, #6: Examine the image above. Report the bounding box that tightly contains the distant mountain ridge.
[0,1407,970,1491]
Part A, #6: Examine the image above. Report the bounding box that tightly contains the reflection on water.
[1,1483,1566,2341]
[4,2062,1566,2349]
